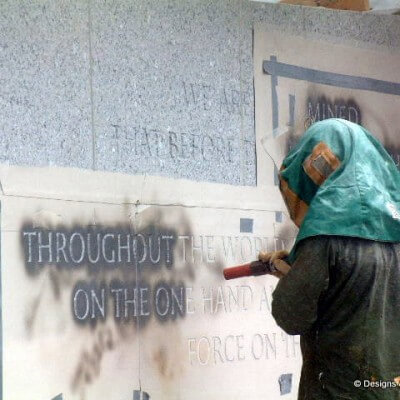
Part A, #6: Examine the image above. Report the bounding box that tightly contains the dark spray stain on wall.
[280,93,400,169]
[306,93,400,168]
[19,208,225,396]
[307,95,362,125]
[20,214,197,326]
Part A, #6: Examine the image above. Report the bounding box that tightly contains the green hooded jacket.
[278,118,400,263]
[271,119,400,399]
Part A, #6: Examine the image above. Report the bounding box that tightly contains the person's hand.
[258,250,291,279]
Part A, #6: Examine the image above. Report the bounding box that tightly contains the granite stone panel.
[1,0,399,186]
[0,1,92,169]
[251,1,306,36]
[251,1,400,52]
[91,0,256,186]
[386,14,400,49]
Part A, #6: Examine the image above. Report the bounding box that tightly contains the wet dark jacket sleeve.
[271,236,330,336]
[271,235,400,400]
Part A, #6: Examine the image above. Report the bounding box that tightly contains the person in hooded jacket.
[259,118,400,399]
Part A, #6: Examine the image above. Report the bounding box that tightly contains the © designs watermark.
[354,379,400,389]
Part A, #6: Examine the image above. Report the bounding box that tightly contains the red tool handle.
[223,263,252,280]
[223,260,273,280]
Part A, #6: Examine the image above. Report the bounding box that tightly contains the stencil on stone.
[263,55,400,141]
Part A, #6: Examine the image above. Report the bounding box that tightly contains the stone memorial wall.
[1,1,400,400]
[1,1,400,186]
[0,169,297,399]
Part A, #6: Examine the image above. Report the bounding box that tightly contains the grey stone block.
[251,2,400,52]
[386,15,400,49]
[252,2,305,36]
[1,0,399,187]
[91,0,256,185]
[0,1,92,169]
[301,7,391,49]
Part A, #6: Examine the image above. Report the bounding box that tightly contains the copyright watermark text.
[354,380,400,389]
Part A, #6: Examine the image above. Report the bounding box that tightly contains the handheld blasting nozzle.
[223,260,277,280]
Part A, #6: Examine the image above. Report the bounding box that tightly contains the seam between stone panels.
[88,0,96,170]
[252,27,257,186]
[0,194,279,212]
[239,0,245,185]
[140,174,147,205]
[133,202,142,392]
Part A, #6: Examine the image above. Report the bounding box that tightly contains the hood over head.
[279,118,400,263]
